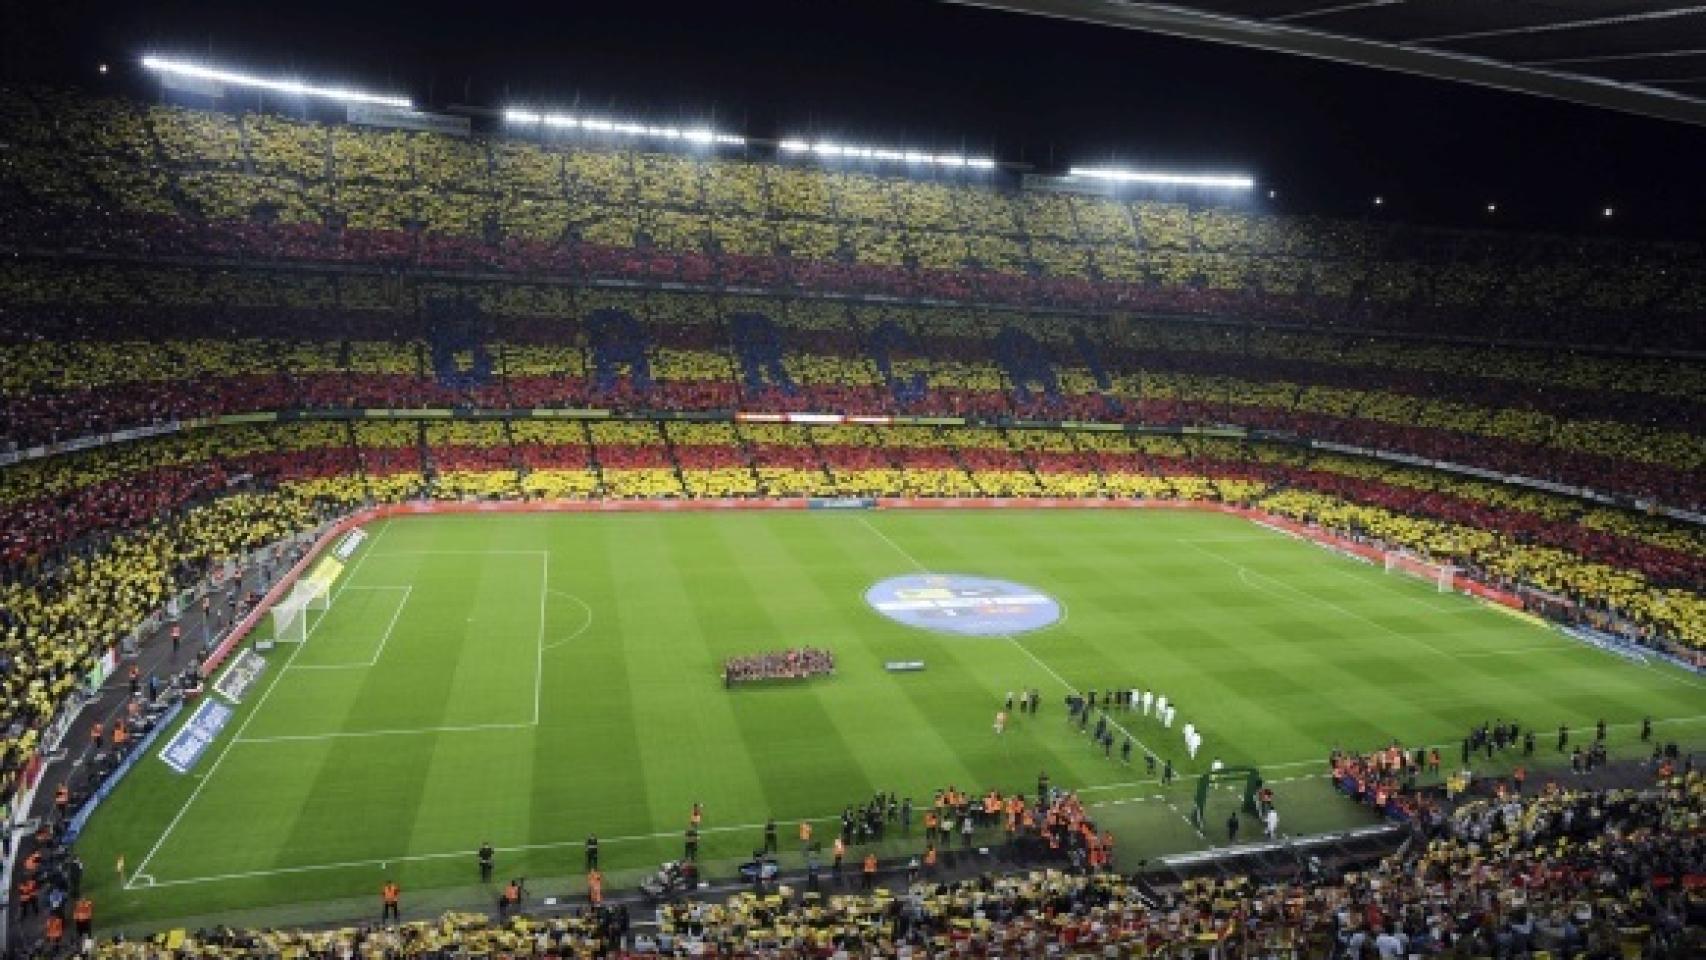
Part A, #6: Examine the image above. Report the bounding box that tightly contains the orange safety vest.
[44,916,64,942]
[113,722,129,745]
[90,723,103,742]
[72,898,92,921]
[924,847,937,867]
[799,821,812,842]
[381,883,399,904]
[55,785,69,806]
[588,871,603,902]
[503,882,520,903]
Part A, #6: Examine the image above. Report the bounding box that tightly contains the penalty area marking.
[126,518,395,889]
[287,585,412,671]
[541,590,595,653]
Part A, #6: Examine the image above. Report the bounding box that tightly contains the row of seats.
[1,276,1698,506]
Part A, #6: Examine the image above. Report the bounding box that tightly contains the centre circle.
[864,574,1063,636]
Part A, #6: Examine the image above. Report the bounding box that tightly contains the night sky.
[7,0,1705,239]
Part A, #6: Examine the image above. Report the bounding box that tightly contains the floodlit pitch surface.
[82,509,1705,929]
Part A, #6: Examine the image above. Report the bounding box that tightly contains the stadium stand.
[1,85,1703,951]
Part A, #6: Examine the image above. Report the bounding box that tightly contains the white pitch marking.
[1181,538,1460,661]
[535,551,547,725]
[855,515,1186,828]
[542,590,595,653]
[125,812,843,891]
[128,518,394,888]
[237,722,532,744]
[287,585,412,671]
[369,549,550,556]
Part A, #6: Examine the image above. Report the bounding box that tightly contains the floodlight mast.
[140,56,412,109]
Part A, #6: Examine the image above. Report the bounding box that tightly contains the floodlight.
[780,138,996,170]
[140,56,411,108]
[1069,167,1253,190]
[1603,206,1615,217]
[505,107,745,147]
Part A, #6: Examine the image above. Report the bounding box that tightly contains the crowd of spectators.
[0,488,332,813]
[2,84,1704,348]
[2,270,1697,509]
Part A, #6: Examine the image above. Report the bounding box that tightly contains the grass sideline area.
[76,509,1706,931]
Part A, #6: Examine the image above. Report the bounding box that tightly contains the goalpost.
[1383,551,1458,593]
[271,577,332,643]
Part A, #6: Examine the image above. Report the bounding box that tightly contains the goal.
[271,578,332,643]
[1383,551,1458,593]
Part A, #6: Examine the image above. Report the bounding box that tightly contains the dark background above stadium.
[6,0,1705,240]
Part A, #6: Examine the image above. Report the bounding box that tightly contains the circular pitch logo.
[864,574,1062,636]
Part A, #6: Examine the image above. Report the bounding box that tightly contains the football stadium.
[2,1,1705,956]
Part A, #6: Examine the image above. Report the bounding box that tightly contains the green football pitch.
[79,509,1706,930]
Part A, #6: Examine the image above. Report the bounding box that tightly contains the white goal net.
[1383,551,1458,593]
[271,577,332,642]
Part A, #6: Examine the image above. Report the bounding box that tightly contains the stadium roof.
[948,1,1706,127]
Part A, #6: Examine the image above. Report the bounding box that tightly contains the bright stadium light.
[505,107,745,146]
[140,56,411,108]
[778,138,996,170]
[1068,167,1255,190]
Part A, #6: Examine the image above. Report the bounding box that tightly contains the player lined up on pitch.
[722,647,835,687]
